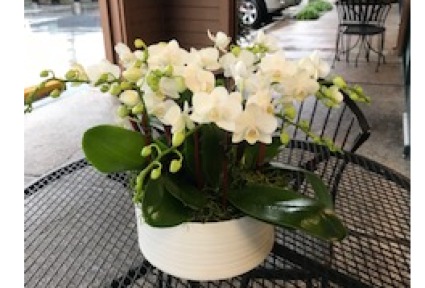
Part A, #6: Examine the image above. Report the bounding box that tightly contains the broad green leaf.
[82,125,147,173]
[142,177,192,227]
[200,125,225,187]
[228,184,347,241]
[270,161,333,209]
[163,174,208,210]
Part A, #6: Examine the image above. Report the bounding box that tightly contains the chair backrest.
[336,0,391,27]
[287,89,370,154]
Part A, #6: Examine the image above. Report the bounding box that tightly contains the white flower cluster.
[74,30,343,145]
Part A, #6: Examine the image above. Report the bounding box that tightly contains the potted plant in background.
[25,30,369,281]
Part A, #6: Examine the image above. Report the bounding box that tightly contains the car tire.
[239,0,268,29]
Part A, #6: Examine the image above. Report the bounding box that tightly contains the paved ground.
[24,1,410,187]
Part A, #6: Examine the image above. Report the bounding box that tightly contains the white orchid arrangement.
[25,30,370,241]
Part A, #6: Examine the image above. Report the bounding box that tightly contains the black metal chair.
[332,0,392,72]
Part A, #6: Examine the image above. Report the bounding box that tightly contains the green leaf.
[82,125,147,173]
[241,138,282,169]
[200,125,225,187]
[270,162,333,209]
[142,177,192,227]
[163,174,208,210]
[228,184,347,241]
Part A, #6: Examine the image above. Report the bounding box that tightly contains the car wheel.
[239,0,267,29]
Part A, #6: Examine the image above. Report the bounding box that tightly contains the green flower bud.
[284,105,297,120]
[299,120,310,130]
[150,167,161,180]
[132,103,144,114]
[172,131,185,147]
[122,67,143,83]
[50,89,61,98]
[40,70,49,77]
[353,84,363,95]
[332,76,347,89]
[109,83,122,96]
[120,81,132,90]
[134,38,145,49]
[231,45,241,57]
[65,70,77,80]
[141,146,152,157]
[100,84,110,93]
[98,73,108,83]
[280,132,290,145]
[117,105,129,118]
[146,73,160,92]
[169,159,182,173]
[164,65,173,77]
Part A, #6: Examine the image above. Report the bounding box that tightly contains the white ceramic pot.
[135,206,275,281]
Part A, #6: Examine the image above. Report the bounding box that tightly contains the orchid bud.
[141,146,152,157]
[150,167,162,180]
[134,38,145,49]
[169,159,182,173]
[100,84,110,93]
[164,65,173,77]
[280,132,290,145]
[119,90,140,107]
[117,105,129,118]
[284,105,297,120]
[120,81,132,90]
[50,89,61,98]
[332,76,347,89]
[174,76,186,92]
[231,45,241,57]
[146,73,160,92]
[65,70,77,80]
[132,103,144,114]
[122,67,143,83]
[109,83,122,96]
[172,131,185,147]
[40,70,49,77]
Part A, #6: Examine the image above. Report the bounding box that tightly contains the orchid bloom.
[190,86,242,132]
[259,51,297,83]
[232,104,278,144]
[162,101,194,133]
[183,64,215,93]
[254,30,280,52]
[279,70,320,102]
[114,43,138,69]
[147,40,188,69]
[85,59,120,83]
[219,49,256,78]
[298,51,330,80]
[207,30,231,52]
[158,76,186,99]
[188,47,221,71]
[246,89,276,115]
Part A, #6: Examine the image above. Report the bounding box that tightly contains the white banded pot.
[135,206,275,281]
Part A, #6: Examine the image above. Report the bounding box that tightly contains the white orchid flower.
[162,101,194,133]
[280,70,320,102]
[119,89,141,108]
[246,89,275,115]
[219,50,256,78]
[188,47,221,71]
[254,30,280,52]
[183,64,215,93]
[259,51,297,83]
[69,62,89,81]
[190,86,242,132]
[85,59,120,83]
[159,76,186,99]
[298,50,330,79]
[207,30,231,52]
[142,84,166,115]
[114,43,138,68]
[232,104,278,144]
[147,40,189,69]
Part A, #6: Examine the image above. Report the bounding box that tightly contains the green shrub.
[296,6,320,20]
[310,0,333,12]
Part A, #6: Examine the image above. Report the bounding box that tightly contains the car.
[239,0,302,29]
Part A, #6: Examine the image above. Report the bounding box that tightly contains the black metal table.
[25,145,410,287]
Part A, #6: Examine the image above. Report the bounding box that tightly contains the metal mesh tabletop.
[24,146,410,287]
